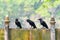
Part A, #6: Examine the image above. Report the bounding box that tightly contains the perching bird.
[26,19,37,29]
[15,18,22,28]
[38,18,48,29]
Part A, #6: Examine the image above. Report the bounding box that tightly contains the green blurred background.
[0,0,60,28]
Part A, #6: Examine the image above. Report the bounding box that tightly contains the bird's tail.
[19,26,22,28]
[46,26,48,29]
[33,25,37,28]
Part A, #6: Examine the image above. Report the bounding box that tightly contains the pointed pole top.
[6,15,9,17]
[5,15,10,25]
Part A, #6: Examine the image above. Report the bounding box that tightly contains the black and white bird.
[26,19,37,29]
[38,18,48,29]
[15,18,22,28]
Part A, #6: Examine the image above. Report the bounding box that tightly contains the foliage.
[0,0,60,28]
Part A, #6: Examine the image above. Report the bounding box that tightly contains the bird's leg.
[43,26,49,31]
[41,27,45,29]
[31,26,33,29]
[16,27,19,29]
[40,27,46,30]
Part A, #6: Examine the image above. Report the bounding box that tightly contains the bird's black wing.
[42,21,48,29]
[27,20,36,28]
[15,21,22,28]
[31,22,36,28]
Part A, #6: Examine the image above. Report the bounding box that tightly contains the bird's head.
[15,18,18,21]
[38,18,43,22]
[38,18,42,20]
[26,19,30,22]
